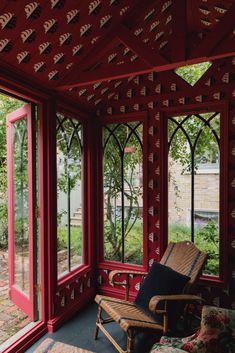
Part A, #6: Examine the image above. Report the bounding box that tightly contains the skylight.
[175,61,212,86]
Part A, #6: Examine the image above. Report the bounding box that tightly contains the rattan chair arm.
[149,294,204,312]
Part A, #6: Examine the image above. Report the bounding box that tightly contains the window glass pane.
[103,121,143,265]
[168,112,220,277]
[56,114,83,278]
[168,132,191,243]
[194,118,220,276]
[13,117,29,295]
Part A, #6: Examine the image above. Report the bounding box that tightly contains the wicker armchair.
[94,241,208,353]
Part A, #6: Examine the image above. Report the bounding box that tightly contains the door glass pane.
[13,117,29,296]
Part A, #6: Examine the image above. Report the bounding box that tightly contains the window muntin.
[56,114,83,278]
[168,112,220,276]
[103,121,143,265]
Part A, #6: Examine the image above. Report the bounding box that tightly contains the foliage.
[103,122,143,263]
[169,221,219,276]
[104,220,143,264]
[57,225,82,254]
[0,94,25,248]
[175,62,212,86]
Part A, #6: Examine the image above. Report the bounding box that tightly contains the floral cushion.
[150,344,186,353]
[181,305,235,353]
[150,306,235,353]
[150,333,199,353]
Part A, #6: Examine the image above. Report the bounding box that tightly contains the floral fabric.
[150,345,185,353]
[150,306,235,353]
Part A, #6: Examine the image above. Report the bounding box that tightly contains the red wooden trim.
[56,102,88,122]
[160,111,168,255]
[211,40,235,60]
[0,62,51,102]
[171,0,186,62]
[82,119,89,267]
[98,261,146,272]
[101,111,148,124]
[86,116,95,269]
[57,265,91,289]
[38,101,48,324]
[190,2,235,58]
[3,322,47,353]
[58,63,151,90]
[187,0,199,33]
[47,288,95,333]
[161,101,228,116]
[96,120,104,263]
[46,99,58,321]
[118,25,166,67]
[219,102,228,284]
[143,111,149,270]
[28,104,36,320]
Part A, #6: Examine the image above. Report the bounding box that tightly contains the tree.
[103,122,143,264]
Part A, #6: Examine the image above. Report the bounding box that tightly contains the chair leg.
[127,329,134,353]
[94,305,102,340]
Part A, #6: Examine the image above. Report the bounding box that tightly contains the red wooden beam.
[211,39,235,60]
[58,63,151,90]
[190,2,235,59]
[171,0,187,62]
[187,0,199,33]
[118,25,167,67]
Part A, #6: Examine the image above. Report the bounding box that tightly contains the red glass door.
[7,104,36,320]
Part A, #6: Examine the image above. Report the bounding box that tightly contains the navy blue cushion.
[134,262,190,329]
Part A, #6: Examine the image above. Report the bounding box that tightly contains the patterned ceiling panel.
[0,0,135,84]
[128,0,172,57]
[197,0,234,30]
[84,41,142,73]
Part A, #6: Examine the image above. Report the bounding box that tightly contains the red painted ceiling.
[0,0,235,111]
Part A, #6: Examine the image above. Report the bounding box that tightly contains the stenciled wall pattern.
[95,56,235,310]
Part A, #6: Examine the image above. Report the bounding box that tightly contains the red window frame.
[97,112,149,271]
[55,108,91,287]
[160,101,228,286]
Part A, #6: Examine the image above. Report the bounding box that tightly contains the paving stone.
[0,250,32,346]
[0,312,11,321]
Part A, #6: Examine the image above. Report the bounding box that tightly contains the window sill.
[57,264,91,288]
[98,260,147,272]
[198,275,225,288]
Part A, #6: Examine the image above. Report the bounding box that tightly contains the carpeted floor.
[26,302,157,353]
[26,303,121,353]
